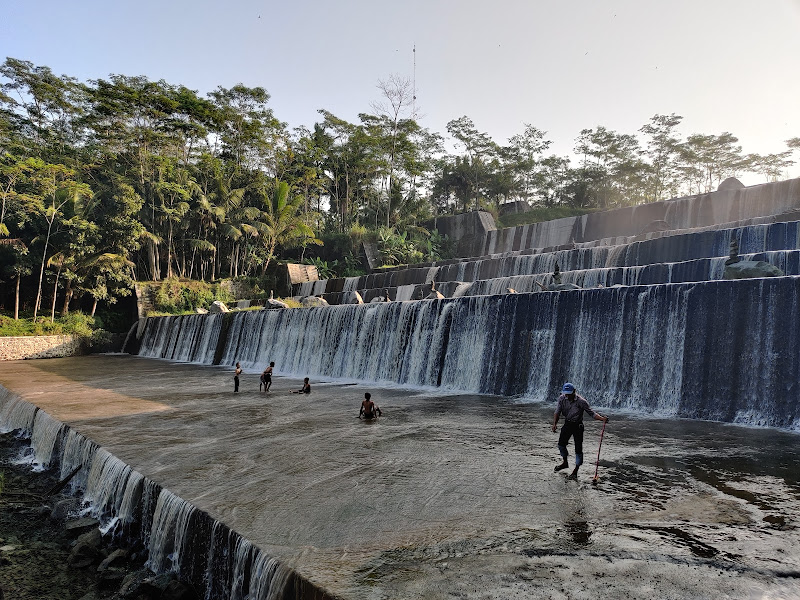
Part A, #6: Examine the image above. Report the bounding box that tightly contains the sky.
[3,0,800,182]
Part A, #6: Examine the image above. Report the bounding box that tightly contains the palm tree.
[260,181,320,273]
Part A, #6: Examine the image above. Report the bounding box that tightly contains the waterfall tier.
[139,277,800,430]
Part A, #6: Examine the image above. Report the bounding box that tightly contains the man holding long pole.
[552,382,609,480]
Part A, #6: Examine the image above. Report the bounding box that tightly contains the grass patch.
[0,312,96,337]
[497,206,597,229]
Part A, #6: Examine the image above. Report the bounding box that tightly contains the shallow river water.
[0,355,798,599]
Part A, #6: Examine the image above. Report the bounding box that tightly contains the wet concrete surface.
[0,355,798,599]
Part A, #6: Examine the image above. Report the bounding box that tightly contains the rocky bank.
[0,432,197,600]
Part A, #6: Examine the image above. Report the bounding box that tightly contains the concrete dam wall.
[136,276,800,430]
[483,177,800,255]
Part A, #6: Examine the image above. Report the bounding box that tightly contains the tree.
[640,114,683,202]
[0,154,35,236]
[507,124,552,204]
[446,117,498,210]
[679,133,745,194]
[0,238,30,319]
[27,160,92,320]
[259,181,320,273]
[746,151,794,182]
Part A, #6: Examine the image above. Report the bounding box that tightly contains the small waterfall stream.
[0,390,326,600]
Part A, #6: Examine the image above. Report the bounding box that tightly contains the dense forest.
[1,57,799,324]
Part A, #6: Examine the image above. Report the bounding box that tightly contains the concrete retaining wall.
[483,178,800,256]
[0,335,88,360]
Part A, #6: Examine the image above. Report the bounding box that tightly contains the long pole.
[592,420,607,484]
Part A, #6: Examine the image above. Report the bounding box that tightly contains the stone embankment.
[0,335,87,361]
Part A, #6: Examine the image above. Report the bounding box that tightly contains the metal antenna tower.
[412,44,417,120]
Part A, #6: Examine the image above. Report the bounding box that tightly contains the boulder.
[208,301,229,313]
[369,296,388,303]
[65,517,100,536]
[68,528,103,568]
[301,296,329,308]
[425,291,445,300]
[264,298,289,309]
[51,497,81,521]
[138,573,176,596]
[718,177,745,191]
[195,307,208,314]
[163,579,198,600]
[98,548,129,571]
[119,570,151,598]
[723,261,783,280]
[349,291,364,305]
[97,567,127,590]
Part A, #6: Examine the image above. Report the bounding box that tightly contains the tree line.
[1,57,798,319]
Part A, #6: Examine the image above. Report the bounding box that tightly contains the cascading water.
[0,388,325,600]
[130,278,790,429]
[138,313,223,363]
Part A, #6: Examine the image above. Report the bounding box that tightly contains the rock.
[369,296,387,303]
[0,545,16,552]
[98,548,128,571]
[506,288,517,294]
[139,573,176,596]
[208,300,229,313]
[349,291,364,305]
[723,260,783,280]
[425,291,445,300]
[301,296,329,308]
[718,177,745,191]
[97,567,127,590]
[264,298,288,309]
[119,570,151,598]
[65,517,100,536]
[548,283,582,292]
[163,579,198,600]
[195,307,208,314]
[68,528,103,568]
[51,497,81,521]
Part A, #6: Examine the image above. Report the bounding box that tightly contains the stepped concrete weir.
[0,357,798,599]
[2,178,800,598]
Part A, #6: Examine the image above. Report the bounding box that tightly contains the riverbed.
[0,355,798,599]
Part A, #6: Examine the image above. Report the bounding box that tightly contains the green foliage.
[0,311,95,336]
[1,55,797,313]
[151,278,230,314]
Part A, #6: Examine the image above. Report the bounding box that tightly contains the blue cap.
[561,382,576,394]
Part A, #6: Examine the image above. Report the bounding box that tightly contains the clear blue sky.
[3,0,800,180]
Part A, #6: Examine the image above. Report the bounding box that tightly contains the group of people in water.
[232,362,382,419]
[235,364,611,473]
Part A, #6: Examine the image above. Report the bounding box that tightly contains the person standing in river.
[551,382,609,480]
[260,362,274,392]
[234,362,242,393]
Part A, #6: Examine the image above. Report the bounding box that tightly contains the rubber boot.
[554,460,569,472]
[567,467,579,480]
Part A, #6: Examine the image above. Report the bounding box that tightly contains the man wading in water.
[552,382,609,480]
